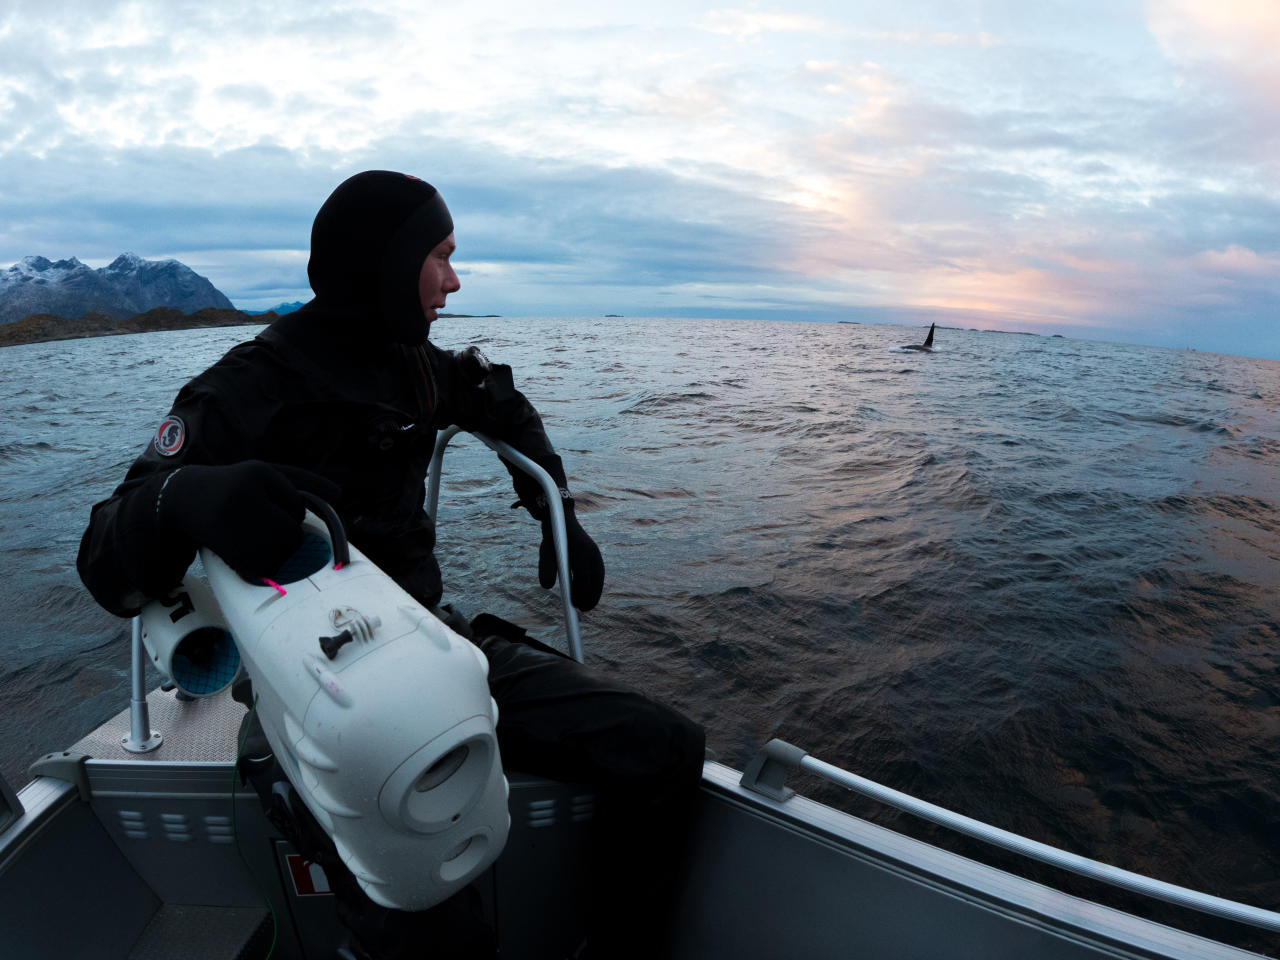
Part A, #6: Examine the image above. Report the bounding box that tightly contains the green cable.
[232,693,279,959]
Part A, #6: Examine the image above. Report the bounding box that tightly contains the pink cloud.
[1189,245,1280,278]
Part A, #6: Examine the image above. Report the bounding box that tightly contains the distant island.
[243,300,306,316]
[0,306,505,348]
[0,306,270,348]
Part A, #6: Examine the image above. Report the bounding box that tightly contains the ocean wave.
[1159,493,1280,533]
[1224,435,1280,463]
[620,390,718,414]
[0,440,54,463]
[1114,409,1238,436]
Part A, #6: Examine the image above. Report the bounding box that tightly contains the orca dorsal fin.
[922,323,935,348]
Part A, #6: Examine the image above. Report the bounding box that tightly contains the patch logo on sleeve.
[153,415,186,457]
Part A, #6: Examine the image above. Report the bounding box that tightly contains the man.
[78,170,704,959]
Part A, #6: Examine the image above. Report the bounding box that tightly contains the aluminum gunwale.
[705,761,1268,960]
[793,752,1280,935]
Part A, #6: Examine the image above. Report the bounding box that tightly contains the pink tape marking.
[261,578,287,596]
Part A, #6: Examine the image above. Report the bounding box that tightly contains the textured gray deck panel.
[127,904,270,960]
[72,687,245,764]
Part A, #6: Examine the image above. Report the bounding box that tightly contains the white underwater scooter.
[138,497,510,911]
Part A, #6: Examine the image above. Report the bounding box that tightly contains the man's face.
[418,233,460,327]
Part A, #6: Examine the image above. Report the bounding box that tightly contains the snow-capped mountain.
[0,254,234,324]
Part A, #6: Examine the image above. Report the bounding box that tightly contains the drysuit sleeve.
[425,343,570,518]
[76,353,274,618]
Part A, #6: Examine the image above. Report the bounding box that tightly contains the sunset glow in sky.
[1,0,1277,357]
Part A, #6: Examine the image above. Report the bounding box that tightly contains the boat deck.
[70,686,244,764]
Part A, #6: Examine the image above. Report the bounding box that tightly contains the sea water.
[1,317,1277,948]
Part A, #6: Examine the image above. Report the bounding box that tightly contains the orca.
[901,323,935,352]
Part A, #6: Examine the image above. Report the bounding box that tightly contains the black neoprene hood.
[306,170,454,345]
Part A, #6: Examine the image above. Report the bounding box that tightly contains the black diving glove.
[156,461,340,580]
[538,497,605,611]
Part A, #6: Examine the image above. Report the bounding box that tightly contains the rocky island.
[0,306,271,347]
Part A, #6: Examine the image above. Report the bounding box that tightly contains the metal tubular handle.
[121,616,162,753]
[427,426,584,662]
[741,738,1280,934]
[299,491,350,568]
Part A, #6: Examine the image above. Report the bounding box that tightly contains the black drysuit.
[76,309,704,958]
[77,304,563,617]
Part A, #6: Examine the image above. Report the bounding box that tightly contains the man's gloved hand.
[157,460,340,580]
[538,499,605,611]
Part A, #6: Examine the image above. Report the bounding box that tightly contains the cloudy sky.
[1,0,1277,358]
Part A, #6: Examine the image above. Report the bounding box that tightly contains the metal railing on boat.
[121,616,164,754]
[741,738,1280,935]
[425,425,583,663]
